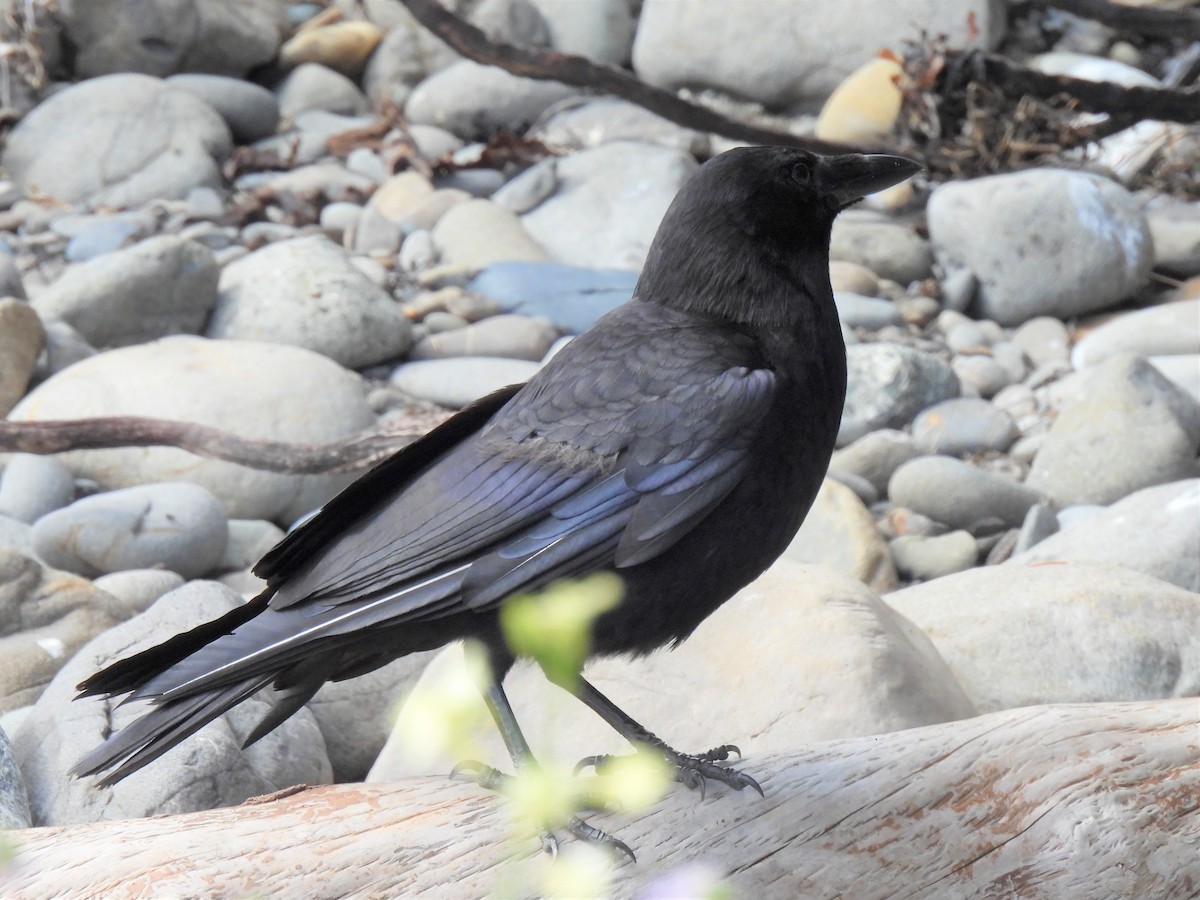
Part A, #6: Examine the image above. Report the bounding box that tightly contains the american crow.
[74,146,919,853]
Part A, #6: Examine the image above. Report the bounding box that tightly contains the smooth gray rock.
[32,483,228,579]
[831,429,922,496]
[59,0,282,78]
[277,63,370,118]
[1150,354,1200,402]
[0,299,43,416]
[220,519,286,573]
[1012,480,1200,591]
[92,569,186,610]
[521,141,697,270]
[210,236,413,369]
[362,23,424,112]
[889,456,1046,530]
[0,725,30,828]
[1012,316,1071,367]
[890,530,978,581]
[886,562,1200,713]
[1070,299,1200,370]
[911,398,1018,456]
[951,354,1012,399]
[13,581,332,826]
[1027,354,1200,506]
[835,293,903,330]
[9,337,373,524]
[928,169,1153,325]
[1144,199,1200,275]
[34,236,218,347]
[784,478,897,592]
[2,75,232,208]
[405,60,577,139]
[390,357,541,408]
[830,217,933,285]
[491,158,558,214]
[431,199,549,271]
[1013,502,1059,554]
[531,96,705,154]
[166,74,281,143]
[409,314,559,361]
[844,344,960,430]
[0,549,150,714]
[528,0,634,65]
[630,0,1000,110]
[0,454,74,524]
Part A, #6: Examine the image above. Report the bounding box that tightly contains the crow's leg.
[453,681,636,861]
[573,677,764,800]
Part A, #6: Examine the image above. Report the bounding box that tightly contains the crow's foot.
[576,742,763,801]
[450,760,636,862]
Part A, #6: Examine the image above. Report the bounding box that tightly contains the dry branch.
[0,411,450,474]
[396,0,857,155]
[5,699,1196,899]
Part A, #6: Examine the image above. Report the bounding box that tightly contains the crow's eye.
[790,160,813,185]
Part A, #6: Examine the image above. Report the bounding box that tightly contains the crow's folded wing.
[137,307,778,700]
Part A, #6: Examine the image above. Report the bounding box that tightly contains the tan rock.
[828,260,879,297]
[431,199,549,270]
[815,57,903,144]
[280,21,384,79]
[0,298,44,415]
[784,477,897,591]
[367,171,434,222]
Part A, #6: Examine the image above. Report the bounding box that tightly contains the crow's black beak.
[819,154,922,208]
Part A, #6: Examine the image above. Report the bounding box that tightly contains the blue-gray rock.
[390,357,541,408]
[277,63,370,118]
[59,0,282,78]
[167,74,281,143]
[889,456,1046,530]
[928,168,1153,326]
[436,168,507,198]
[890,530,978,581]
[0,726,30,828]
[0,454,74,524]
[835,292,903,330]
[830,216,933,285]
[1027,354,1200,506]
[1013,502,1059,554]
[33,236,219,348]
[409,314,559,361]
[210,235,413,369]
[468,261,637,333]
[1,75,232,208]
[911,398,1018,456]
[845,344,960,431]
[830,429,922,495]
[32,483,228,579]
[1012,480,1200,592]
[62,217,144,263]
[0,253,26,299]
[12,581,331,826]
[405,60,577,140]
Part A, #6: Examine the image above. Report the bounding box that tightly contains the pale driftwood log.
[6,700,1197,899]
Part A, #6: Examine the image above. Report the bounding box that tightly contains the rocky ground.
[0,0,1196,886]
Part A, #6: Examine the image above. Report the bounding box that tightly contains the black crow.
[74,146,919,853]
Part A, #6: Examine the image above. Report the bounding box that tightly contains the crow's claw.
[569,816,636,863]
[450,759,511,793]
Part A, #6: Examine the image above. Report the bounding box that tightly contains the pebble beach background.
[0,0,1196,860]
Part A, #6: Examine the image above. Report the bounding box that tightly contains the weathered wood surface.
[4,699,1197,899]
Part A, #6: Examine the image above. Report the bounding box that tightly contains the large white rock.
[631,0,1002,111]
[886,562,1200,713]
[928,168,1153,326]
[9,337,374,524]
[369,561,974,779]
